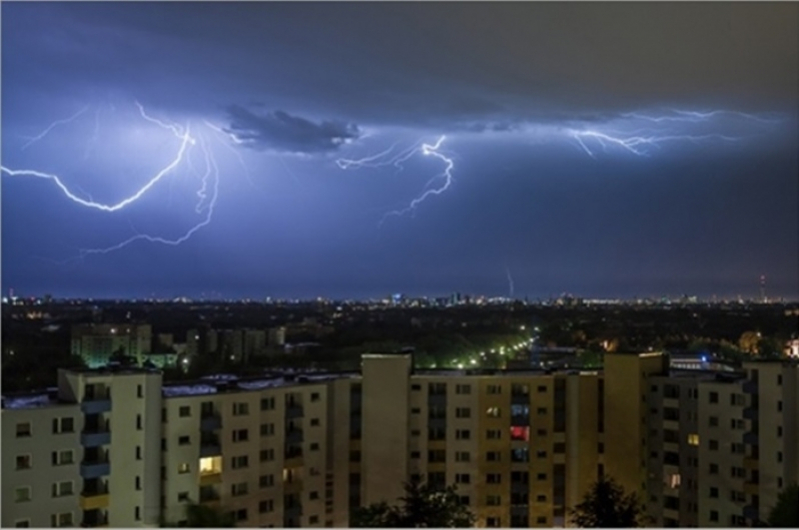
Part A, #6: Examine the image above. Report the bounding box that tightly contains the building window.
[235,509,247,521]
[709,463,718,475]
[510,426,530,442]
[51,450,73,466]
[536,473,547,481]
[554,442,566,454]
[179,406,191,417]
[52,417,74,434]
[487,473,502,484]
[260,449,274,462]
[487,384,502,395]
[135,476,141,490]
[778,451,783,462]
[259,474,275,488]
[261,397,276,410]
[486,407,501,418]
[136,414,142,430]
[310,443,320,451]
[455,473,471,484]
[411,384,422,391]
[687,434,699,446]
[16,422,32,438]
[455,384,471,394]
[455,451,470,462]
[486,495,501,506]
[777,374,782,385]
[310,418,320,426]
[135,507,141,521]
[14,520,30,528]
[428,450,446,463]
[15,487,31,503]
[50,513,73,527]
[259,500,274,513]
[232,482,248,496]
[456,429,471,440]
[486,517,501,527]
[136,446,142,460]
[709,392,718,404]
[455,407,471,418]
[260,423,275,436]
[487,429,502,440]
[487,451,501,462]
[178,491,190,502]
[178,463,190,474]
[231,428,248,442]
[233,402,249,416]
[16,454,32,470]
[178,436,190,446]
[411,407,421,414]
[709,439,718,451]
[778,426,783,437]
[710,511,719,522]
[51,481,73,497]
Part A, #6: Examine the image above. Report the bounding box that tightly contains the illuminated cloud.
[223,105,360,154]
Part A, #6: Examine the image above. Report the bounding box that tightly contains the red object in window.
[510,426,529,441]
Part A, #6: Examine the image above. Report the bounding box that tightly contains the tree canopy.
[160,502,236,528]
[767,483,799,527]
[569,476,645,528]
[352,475,475,528]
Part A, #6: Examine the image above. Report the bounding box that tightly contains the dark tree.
[352,475,475,528]
[569,476,645,528]
[767,483,799,527]
[160,502,236,527]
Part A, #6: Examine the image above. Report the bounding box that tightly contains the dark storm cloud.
[224,105,360,154]
[3,2,796,129]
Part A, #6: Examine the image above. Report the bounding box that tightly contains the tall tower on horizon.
[760,274,767,303]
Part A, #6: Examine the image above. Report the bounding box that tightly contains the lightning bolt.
[2,105,194,212]
[79,133,220,257]
[21,106,91,150]
[336,141,423,172]
[623,109,782,124]
[380,135,454,224]
[568,129,741,157]
[505,266,515,299]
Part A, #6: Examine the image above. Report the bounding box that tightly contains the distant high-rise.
[760,275,767,303]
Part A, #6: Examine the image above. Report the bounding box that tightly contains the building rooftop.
[162,372,358,398]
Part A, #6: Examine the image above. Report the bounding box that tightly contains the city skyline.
[2,2,798,300]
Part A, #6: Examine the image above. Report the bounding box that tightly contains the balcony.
[199,489,220,507]
[284,502,303,518]
[743,379,758,394]
[511,393,529,405]
[199,471,222,486]
[81,429,111,448]
[286,404,304,420]
[81,508,108,528]
[79,488,110,511]
[744,504,759,521]
[286,428,304,445]
[743,407,758,421]
[744,480,759,496]
[743,431,759,446]
[743,455,759,468]
[80,460,110,479]
[200,413,222,431]
[81,399,112,415]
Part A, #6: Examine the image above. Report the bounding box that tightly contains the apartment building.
[71,324,152,368]
[644,359,799,528]
[2,353,797,529]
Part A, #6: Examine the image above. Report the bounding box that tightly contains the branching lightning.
[568,129,741,157]
[78,133,220,257]
[505,266,515,298]
[2,102,227,260]
[21,106,91,150]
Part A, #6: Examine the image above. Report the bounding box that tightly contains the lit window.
[199,456,221,475]
[510,426,530,442]
[687,434,699,446]
[178,463,190,474]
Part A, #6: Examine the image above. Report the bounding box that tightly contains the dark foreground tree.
[160,502,236,527]
[569,476,645,528]
[767,483,799,527]
[352,475,475,527]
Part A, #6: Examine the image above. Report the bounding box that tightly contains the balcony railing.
[81,399,112,415]
[200,413,222,431]
[742,379,758,394]
[79,486,110,511]
[286,428,304,445]
[286,404,304,420]
[743,431,759,445]
[81,429,111,448]
[80,460,111,479]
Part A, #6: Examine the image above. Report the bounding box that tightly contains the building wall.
[361,354,412,506]
[1,403,83,528]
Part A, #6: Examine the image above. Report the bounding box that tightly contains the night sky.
[2,2,798,300]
